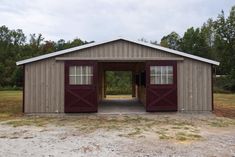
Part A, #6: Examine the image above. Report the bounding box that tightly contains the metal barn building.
[16,38,220,113]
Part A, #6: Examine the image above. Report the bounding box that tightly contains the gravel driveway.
[0,114,234,157]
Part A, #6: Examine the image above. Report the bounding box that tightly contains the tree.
[42,40,56,53]
[160,32,181,50]
[214,7,235,75]
[180,27,212,58]
[56,39,66,50]
[0,25,89,88]
[213,7,235,90]
[0,25,26,87]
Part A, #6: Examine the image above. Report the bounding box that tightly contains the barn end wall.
[177,59,212,112]
[24,40,212,113]
[24,58,64,113]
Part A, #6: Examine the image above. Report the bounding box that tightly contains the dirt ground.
[0,91,235,156]
[0,114,234,157]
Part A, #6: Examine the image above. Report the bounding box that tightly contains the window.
[69,66,93,85]
[150,66,173,84]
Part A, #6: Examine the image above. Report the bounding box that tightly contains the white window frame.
[69,66,93,85]
[150,66,173,85]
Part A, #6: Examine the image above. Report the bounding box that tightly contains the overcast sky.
[0,0,234,43]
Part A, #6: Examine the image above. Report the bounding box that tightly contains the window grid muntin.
[150,66,173,85]
[69,66,93,85]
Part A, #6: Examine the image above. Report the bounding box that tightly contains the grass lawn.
[214,93,235,118]
[0,91,235,119]
[0,91,22,120]
[106,95,132,99]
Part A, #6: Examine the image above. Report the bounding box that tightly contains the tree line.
[151,6,235,91]
[160,7,235,76]
[0,27,91,88]
[0,5,234,91]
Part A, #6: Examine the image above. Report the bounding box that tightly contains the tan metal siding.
[24,59,64,113]
[24,40,212,113]
[66,40,180,59]
[177,59,212,112]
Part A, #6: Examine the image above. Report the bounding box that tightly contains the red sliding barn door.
[65,61,98,113]
[146,61,177,111]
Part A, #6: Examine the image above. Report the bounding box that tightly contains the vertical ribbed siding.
[177,59,212,112]
[24,59,64,113]
[24,39,212,113]
[67,40,177,59]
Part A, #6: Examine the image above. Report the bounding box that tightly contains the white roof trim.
[16,37,220,66]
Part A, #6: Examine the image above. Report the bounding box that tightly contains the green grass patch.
[214,93,235,105]
[208,118,235,127]
[159,134,173,140]
[127,128,142,136]
[175,132,202,141]
[0,91,22,121]
[4,117,55,127]
[171,126,181,129]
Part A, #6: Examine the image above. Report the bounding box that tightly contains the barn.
[16,38,220,113]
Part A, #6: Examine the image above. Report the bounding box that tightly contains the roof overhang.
[16,37,220,66]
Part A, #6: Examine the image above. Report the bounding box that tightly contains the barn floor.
[98,98,146,114]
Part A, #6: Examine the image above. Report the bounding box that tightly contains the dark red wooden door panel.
[64,61,98,113]
[146,61,177,112]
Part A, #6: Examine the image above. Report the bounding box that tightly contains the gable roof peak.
[16,37,219,66]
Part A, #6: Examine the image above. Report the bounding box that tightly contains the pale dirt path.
[0,115,234,157]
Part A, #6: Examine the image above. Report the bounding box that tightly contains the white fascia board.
[16,37,220,66]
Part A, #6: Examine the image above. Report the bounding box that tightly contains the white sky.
[0,0,234,43]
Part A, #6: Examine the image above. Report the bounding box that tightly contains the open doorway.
[105,71,132,100]
[98,62,146,113]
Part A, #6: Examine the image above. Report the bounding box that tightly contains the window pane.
[69,66,76,75]
[69,76,76,85]
[167,66,173,75]
[150,67,155,76]
[156,75,161,84]
[156,66,161,75]
[76,66,82,76]
[69,65,93,85]
[88,66,93,75]
[150,65,173,85]
[81,75,84,84]
[162,74,167,84]
[76,75,81,84]
[150,76,155,84]
[168,75,173,84]
[82,66,86,75]
[88,76,92,84]
[162,66,167,75]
